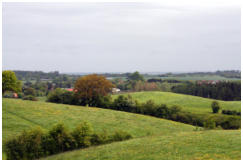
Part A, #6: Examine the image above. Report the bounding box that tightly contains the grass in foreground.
[112,91,241,114]
[43,130,241,160]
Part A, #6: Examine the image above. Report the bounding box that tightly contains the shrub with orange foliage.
[74,74,115,105]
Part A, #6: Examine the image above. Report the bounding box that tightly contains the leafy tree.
[74,74,114,106]
[128,71,144,81]
[71,122,93,148]
[2,70,22,94]
[211,101,221,113]
[23,87,36,96]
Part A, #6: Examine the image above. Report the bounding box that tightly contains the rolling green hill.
[43,130,240,160]
[2,98,194,143]
[2,98,241,160]
[112,91,241,114]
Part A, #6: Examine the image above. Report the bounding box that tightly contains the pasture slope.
[112,91,241,114]
[2,93,241,160]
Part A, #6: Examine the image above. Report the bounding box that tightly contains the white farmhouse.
[112,88,121,93]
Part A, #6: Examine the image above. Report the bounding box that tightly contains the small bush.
[91,95,113,108]
[220,117,241,129]
[17,92,24,98]
[71,122,93,148]
[211,101,221,113]
[112,95,135,112]
[110,130,132,142]
[155,104,169,118]
[91,131,109,145]
[141,100,157,115]
[47,88,74,104]
[43,123,75,155]
[203,119,216,129]
[5,127,44,160]
[22,95,38,101]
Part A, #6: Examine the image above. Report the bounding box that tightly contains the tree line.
[171,82,241,101]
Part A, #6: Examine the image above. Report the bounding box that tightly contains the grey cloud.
[2,3,241,73]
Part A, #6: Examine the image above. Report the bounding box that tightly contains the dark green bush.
[170,105,182,115]
[47,88,75,104]
[203,119,216,129]
[155,104,169,118]
[5,128,44,160]
[5,138,24,160]
[91,95,113,108]
[41,123,76,156]
[91,131,109,145]
[17,92,24,98]
[110,130,133,142]
[71,122,93,148]
[220,116,241,129]
[112,95,135,112]
[211,101,221,113]
[222,110,240,116]
[22,95,38,101]
[141,100,157,115]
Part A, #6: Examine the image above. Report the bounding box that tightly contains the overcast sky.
[2,2,241,73]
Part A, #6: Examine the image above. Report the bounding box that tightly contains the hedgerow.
[46,93,241,130]
[5,122,132,160]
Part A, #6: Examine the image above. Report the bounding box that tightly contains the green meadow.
[112,91,241,114]
[2,98,194,145]
[2,93,241,160]
[44,130,240,160]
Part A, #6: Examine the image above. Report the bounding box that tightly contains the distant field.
[146,75,241,81]
[112,91,241,114]
[106,74,240,81]
[2,98,241,160]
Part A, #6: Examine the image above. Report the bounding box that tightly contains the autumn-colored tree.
[74,74,114,106]
[144,82,159,91]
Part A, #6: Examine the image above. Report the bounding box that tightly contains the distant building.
[112,88,121,93]
[62,88,78,92]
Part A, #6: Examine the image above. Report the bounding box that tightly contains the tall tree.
[74,74,114,106]
[2,70,22,94]
[128,71,144,81]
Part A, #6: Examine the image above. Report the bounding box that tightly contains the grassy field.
[43,130,240,160]
[2,98,241,160]
[112,91,241,114]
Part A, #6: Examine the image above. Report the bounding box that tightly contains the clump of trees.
[74,74,114,106]
[172,82,241,101]
[5,122,132,160]
[222,110,241,116]
[22,95,38,101]
[47,88,76,104]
